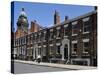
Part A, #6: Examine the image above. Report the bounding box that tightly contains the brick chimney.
[30,20,39,32]
[54,10,60,25]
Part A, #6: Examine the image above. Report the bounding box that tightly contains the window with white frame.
[17,39,18,45]
[83,39,89,53]
[56,46,60,54]
[56,27,61,38]
[34,34,37,42]
[23,46,25,55]
[30,34,33,44]
[50,29,53,39]
[43,47,46,56]
[32,34,35,41]
[64,24,68,36]
[82,17,90,33]
[72,41,77,54]
[22,47,23,55]
[27,36,29,44]
[19,47,22,55]
[38,32,41,41]
[20,38,21,45]
[40,32,43,41]
[43,31,46,40]
[17,39,19,46]
[15,39,16,46]
[21,37,23,45]
[24,37,25,44]
[50,46,53,55]
[22,37,24,44]
[18,39,20,45]
[38,48,41,55]
[29,35,31,42]
[72,21,78,36]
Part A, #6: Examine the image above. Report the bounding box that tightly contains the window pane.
[84,42,89,47]
[72,43,77,53]
[83,21,90,32]
[64,27,68,35]
[74,44,77,48]
[72,25,78,34]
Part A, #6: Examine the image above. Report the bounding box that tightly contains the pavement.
[13,60,97,70]
[14,62,70,74]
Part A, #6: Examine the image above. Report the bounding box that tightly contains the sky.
[12,1,94,32]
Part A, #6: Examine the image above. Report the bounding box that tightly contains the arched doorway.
[61,39,70,63]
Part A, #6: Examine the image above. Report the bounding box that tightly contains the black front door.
[64,44,68,59]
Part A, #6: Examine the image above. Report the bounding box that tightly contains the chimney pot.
[65,16,68,21]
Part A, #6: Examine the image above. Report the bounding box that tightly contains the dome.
[20,11,26,16]
[17,8,29,28]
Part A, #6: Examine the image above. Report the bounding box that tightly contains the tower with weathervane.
[16,8,29,38]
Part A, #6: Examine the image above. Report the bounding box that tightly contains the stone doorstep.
[14,60,97,70]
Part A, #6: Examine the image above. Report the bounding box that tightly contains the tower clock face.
[22,18,27,23]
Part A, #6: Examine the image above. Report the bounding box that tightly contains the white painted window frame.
[64,24,68,37]
[82,17,90,34]
[72,21,78,36]
[56,27,61,38]
[72,40,78,54]
[82,39,90,54]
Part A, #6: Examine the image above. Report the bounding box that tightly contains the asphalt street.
[13,62,71,74]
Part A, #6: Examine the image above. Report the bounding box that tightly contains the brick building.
[12,7,97,66]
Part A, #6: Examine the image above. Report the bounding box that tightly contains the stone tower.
[17,8,29,33]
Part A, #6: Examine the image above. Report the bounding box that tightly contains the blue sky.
[13,1,94,32]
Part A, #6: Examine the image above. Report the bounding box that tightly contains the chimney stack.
[65,16,68,21]
[94,6,97,10]
[54,10,60,25]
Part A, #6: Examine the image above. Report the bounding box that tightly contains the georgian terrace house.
[12,7,97,66]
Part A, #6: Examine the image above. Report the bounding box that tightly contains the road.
[13,62,71,74]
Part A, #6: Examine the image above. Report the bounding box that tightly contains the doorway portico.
[61,39,70,63]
